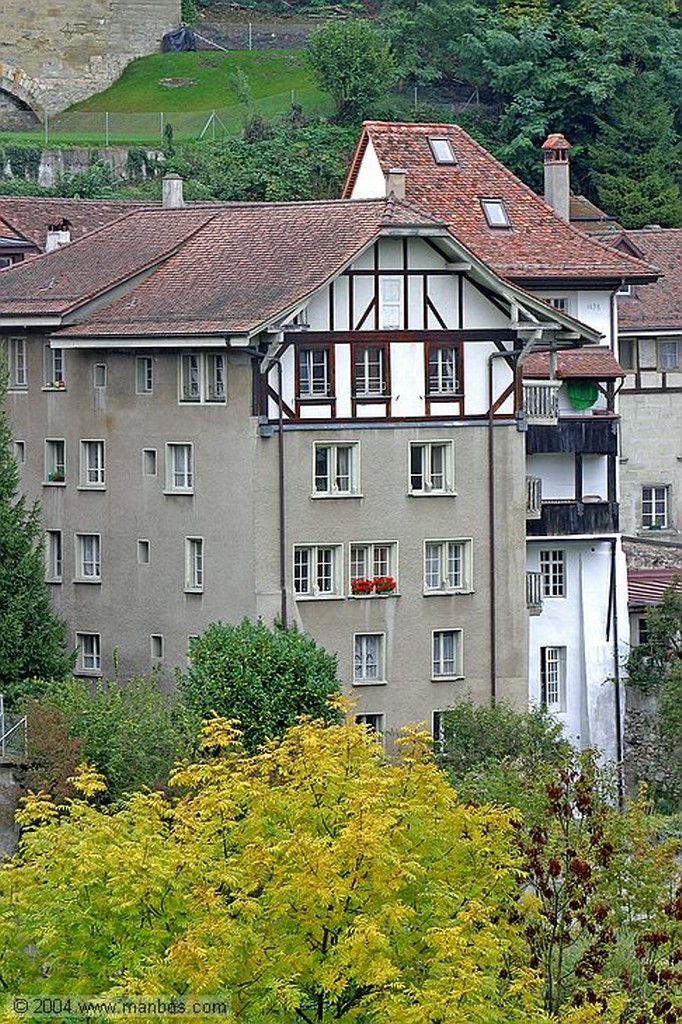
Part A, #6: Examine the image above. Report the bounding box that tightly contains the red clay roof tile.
[522,349,625,379]
[343,122,658,284]
[614,228,682,332]
[628,568,682,606]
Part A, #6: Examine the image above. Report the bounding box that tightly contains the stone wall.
[0,763,20,861]
[623,686,680,806]
[0,0,181,116]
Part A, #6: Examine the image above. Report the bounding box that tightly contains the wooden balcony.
[523,381,561,425]
[526,499,619,537]
[526,476,542,519]
[526,571,543,615]
[527,416,618,455]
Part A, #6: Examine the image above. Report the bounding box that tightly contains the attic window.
[428,137,456,164]
[481,199,511,228]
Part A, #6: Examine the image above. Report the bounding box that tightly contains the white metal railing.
[526,571,543,614]
[0,695,27,760]
[523,381,561,425]
[526,476,542,519]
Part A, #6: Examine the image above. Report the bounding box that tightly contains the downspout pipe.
[488,348,520,705]
[277,359,288,629]
[608,537,624,807]
[254,344,288,630]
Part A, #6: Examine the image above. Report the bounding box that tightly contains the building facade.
[0,123,658,749]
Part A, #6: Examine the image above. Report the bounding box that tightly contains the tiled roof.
[522,348,625,379]
[34,199,418,339]
[0,196,154,248]
[614,228,682,332]
[628,568,682,606]
[0,209,219,316]
[343,122,658,284]
[569,195,621,230]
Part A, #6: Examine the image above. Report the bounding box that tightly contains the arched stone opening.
[0,64,45,126]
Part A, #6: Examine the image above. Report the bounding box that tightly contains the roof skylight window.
[481,199,511,228]
[428,137,456,164]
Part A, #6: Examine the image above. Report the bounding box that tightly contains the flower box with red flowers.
[373,576,397,595]
[351,577,375,596]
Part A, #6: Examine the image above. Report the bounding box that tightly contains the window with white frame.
[642,485,669,529]
[427,344,459,395]
[76,632,101,675]
[179,353,226,403]
[349,542,397,593]
[355,712,385,737]
[428,137,456,164]
[80,440,105,488]
[6,337,27,389]
[293,544,342,598]
[547,296,569,313]
[424,539,471,593]
[659,340,679,371]
[75,533,101,582]
[45,439,66,484]
[185,537,204,592]
[14,440,25,464]
[137,539,151,565]
[43,345,64,387]
[136,356,154,394]
[432,629,463,679]
[298,347,331,397]
[540,646,566,710]
[539,549,566,598]
[93,363,107,388]
[353,346,387,396]
[151,634,164,659]
[353,633,385,684]
[166,443,193,493]
[313,442,359,496]
[45,530,63,583]
[409,441,454,494]
[379,277,402,330]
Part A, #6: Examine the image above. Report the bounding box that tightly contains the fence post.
[105,111,110,147]
[248,22,253,50]
[44,112,49,147]
[160,111,164,144]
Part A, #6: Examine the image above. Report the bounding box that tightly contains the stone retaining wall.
[0,0,181,116]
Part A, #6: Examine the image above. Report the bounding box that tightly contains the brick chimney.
[45,218,72,252]
[162,173,184,209]
[385,167,407,200]
[542,133,571,222]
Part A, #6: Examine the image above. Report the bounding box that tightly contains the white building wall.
[348,140,385,199]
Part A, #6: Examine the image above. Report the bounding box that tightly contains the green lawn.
[69,50,329,114]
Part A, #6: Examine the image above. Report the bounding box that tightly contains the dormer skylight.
[481,199,511,228]
[428,137,456,164]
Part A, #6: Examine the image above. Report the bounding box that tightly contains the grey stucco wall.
[0,0,181,115]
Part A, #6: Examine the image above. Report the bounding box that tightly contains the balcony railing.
[523,381,561,425]
[526,476,542,519]
[527,499,619,537]
[526,572,543,615]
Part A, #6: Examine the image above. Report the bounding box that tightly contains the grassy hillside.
[69,50,330,117]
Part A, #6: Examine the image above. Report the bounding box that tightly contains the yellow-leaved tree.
[0,715,550,1023]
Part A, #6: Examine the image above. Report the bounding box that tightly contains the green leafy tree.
[590,76,682,228]
[0,717,546,1023]
[0,366,73,705]
[20,675,197,801]
[437,697,571,815]
[179,619,341,752]
[306,20,398,122]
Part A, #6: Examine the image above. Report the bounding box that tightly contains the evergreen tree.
[0,364,73,705]
[590,75,682,227]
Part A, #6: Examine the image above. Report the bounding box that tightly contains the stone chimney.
[385,167,407,201]
[162,173,184,209]
[45,218,72,252]
[542,133,572,222]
